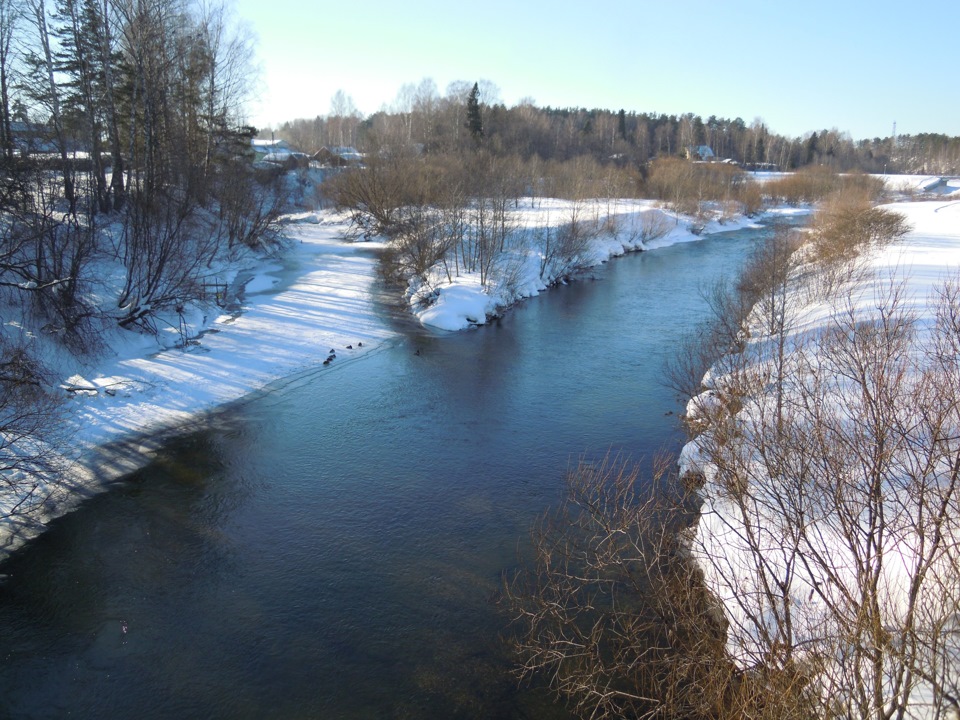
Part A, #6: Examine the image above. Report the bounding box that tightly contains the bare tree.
[327,88,358,149]
[116,193,217,331]
[195,0,256,180]
[0,0,22,160]
[0,333,62,518]
[411,77,437,148]
[23,0,75,212]
[442,79,471,151]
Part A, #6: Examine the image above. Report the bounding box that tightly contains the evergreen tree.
[465,82,482,145]
[53,0,110,213]
[806,131,819,164]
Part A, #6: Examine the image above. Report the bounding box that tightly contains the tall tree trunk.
[30,0,75,212]
[0,0,16,161]
[99,0,124,209]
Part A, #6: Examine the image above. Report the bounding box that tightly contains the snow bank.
[0,214,396,555]
[680,199,960,716]
[878,173,960,197]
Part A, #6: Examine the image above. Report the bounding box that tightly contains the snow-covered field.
[0,199,759,558]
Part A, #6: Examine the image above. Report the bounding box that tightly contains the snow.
[879,173,960,197]
[69,220,393,447]
[416,276,494,331]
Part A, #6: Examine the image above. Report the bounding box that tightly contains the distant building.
[251,138,291,161]
[685,145,716,161]
[9,120,68,155]
[261,151,310,168]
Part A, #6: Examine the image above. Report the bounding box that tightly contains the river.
[0,222,775,718]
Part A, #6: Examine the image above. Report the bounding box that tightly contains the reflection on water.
[0,224,775,718]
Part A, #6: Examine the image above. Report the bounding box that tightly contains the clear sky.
[232,0,960,141]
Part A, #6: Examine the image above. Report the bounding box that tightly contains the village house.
[685,145,716,161]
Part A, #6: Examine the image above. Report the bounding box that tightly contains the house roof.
[252,138,290,151]
[262,151,309,164]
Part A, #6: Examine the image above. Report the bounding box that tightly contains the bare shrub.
[504,449,830,719]
[324,158,409,238]
[378,206,454,282]
[0,335,62,516]
[504,454,744,720]
[666,228,800,404]
[490,244,530,300]
[764,167,887,205]
[734,174,763,216]
[0,168,101,352]
[645,158,758,222]
[810,193,911,265]
[639,209,672,243]
[116,193,218,332]
[214,162,283,250]
[646,157,699,218]
[538,200,596,281]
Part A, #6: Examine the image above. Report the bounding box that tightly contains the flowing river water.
[0,222,780,718]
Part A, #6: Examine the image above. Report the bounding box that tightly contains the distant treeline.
[275,81,960,175]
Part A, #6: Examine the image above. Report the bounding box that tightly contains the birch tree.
[0,0,22,160]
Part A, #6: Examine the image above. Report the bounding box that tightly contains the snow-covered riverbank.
[1,216,398,556]
[679,197,960,717]
[403,198,763,331]
[1,199,764,560]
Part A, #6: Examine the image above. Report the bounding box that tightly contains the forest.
[0,0,288,332]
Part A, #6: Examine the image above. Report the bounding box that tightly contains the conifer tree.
[465,81,483,145]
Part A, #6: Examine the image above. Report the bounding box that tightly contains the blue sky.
[233,0,959,141]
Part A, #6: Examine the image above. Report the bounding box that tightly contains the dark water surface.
[0,224,774,718]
